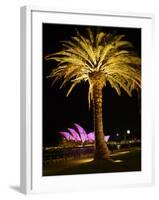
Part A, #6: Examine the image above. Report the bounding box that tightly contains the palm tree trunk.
[92,83,110,160]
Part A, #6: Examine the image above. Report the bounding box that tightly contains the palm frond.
[95,32,105,46]
[87,28,94,44]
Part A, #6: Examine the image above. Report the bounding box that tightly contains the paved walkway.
[43,147,141,176]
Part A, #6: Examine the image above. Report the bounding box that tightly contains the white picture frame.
[20,6,154,194]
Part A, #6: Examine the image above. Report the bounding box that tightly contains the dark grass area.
[43,148,141,176]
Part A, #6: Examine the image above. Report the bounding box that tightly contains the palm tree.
[45,28,141,160]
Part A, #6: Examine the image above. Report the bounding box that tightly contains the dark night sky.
[42,23,141,146]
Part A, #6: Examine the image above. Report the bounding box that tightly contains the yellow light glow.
[113,159,123,163]
[74,158,94,164]
[111,151,130,157]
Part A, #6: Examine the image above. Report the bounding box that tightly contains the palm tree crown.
[45,29,141,108]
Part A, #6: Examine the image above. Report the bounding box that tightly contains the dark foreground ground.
[43,147,141,176]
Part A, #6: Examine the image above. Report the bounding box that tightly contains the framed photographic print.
[20,6,154,194]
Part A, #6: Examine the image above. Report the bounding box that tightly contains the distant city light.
[127,130,131,134]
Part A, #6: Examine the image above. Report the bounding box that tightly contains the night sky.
[42,23,141,146]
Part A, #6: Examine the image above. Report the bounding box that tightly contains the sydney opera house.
[59,123,110,144]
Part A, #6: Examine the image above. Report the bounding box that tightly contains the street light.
[116,133,120,150]
[116,133,120,142]
[127,129,131,147]
[124,130,130,145]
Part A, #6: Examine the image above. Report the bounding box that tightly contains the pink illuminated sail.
[87,132,95,142]
[59,131,71,141]
[104,135,110,142]
[74,123,87,143]
[68,128,81,142]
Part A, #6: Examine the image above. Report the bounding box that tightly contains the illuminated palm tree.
[45,28,141,160]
